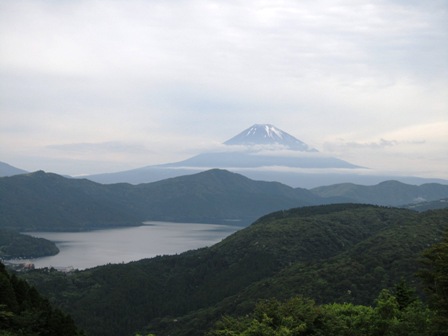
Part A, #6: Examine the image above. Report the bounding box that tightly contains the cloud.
[46,142,149,154]
[319,121,448,178]
[0,0,446,177]
[1,0,446,84]
[324,138,400,151]
[326,121,447,151]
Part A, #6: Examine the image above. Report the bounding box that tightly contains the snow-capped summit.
[224,124,317,152]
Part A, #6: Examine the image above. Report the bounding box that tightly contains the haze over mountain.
[84,124,446,188]
[311,180,448,206]
[0,161,28,177]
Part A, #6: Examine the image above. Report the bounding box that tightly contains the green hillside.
[130,168,320,223]
[2,170,447,232]
[0,262,83,335]
[0,169,319,231]
[0,229,59,259]
[21,205,448,336]
[0,171,141,231]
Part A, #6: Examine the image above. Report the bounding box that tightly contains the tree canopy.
[0,262,83,336]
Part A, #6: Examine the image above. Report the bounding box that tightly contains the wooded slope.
[0,169,320,230]
[22,204,448,336]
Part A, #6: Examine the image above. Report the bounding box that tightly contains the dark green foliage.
[208,291,434,336]
[209,206,447,307]
[419,231,448,335]
[19,205,448,336]
[0,262,83,335]
[0,229,59,259]
[393,279,417,310]
[208,297,322,336]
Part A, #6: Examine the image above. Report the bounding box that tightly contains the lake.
[20,222,240,270]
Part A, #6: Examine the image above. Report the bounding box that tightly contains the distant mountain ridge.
[0,161,27,177]
[311,180,448,206]
[0,169,321,231]
[1,169,448,232]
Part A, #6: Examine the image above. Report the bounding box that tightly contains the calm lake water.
[20,222,240,270]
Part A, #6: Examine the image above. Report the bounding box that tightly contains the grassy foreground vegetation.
[17,204,447,336]
[208,290,432,336]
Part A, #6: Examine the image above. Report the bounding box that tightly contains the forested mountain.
[0,171,141,231]
[311,180,448,206]
[2,169,448,232]
[0,229,59,259]
[0,262,83,335]
[0,169,321,231]
[21,205,448,336]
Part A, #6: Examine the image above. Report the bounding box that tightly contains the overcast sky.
[0,0,447,179]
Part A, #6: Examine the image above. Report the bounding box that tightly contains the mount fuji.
[161,124,360,170]
[224,124,318,151]
[85,124,372,187]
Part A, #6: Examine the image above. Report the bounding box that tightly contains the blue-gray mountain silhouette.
[0,161,28,177]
